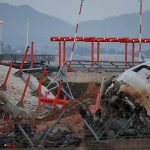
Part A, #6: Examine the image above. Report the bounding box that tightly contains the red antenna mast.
[67,0,86,71]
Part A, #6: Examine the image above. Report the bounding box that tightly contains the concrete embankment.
[67,71,119,83]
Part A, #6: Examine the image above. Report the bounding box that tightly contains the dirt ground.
[79,82,100,100]
[36,82,100,134]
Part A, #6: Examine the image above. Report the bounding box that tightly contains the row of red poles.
[57,41,136,67]
[53,0,144,68]
[0,41,35,130]
[0,41,34,102]
[58,41,66,67]
[1,40,67,110]
[17,42,67,108]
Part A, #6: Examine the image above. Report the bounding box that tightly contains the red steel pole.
[19,46,30,73]
[58,41,62,67]
[0,62,13,90]
[39,97,67,106]
[97,42,100,63]
[55,81,63,99]
[37,83,42,110]
[91,42,94,65]
[63,41,66,64]
[132,43,135,65]
[30,41,34,68]
[37,68,47,109]
[37,67,47,94]
[67,0,85,71]
[20,74,30,103]
[3,62,13,86]
[125,43,128,67]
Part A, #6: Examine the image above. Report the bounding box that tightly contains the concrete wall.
[67,71,120,83]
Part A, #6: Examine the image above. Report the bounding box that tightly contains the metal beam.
[50,36,150,43]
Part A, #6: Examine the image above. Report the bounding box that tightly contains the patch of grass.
[66,83,89,98]
[95,82,101,87]
[45,82,88,99]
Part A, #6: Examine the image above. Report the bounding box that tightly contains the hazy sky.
[0,0,150,24]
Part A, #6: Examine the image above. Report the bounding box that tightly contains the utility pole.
[139,0,143,63]
[0,19,3,54]
[26,17,29,46]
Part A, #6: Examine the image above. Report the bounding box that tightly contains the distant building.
[0,19,3,54]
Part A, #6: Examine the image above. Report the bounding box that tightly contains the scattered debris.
[0,64,81,148]
[79,61,150,140]
[42,124,81,148]
[2,57,150,148]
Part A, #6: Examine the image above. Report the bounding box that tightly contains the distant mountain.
[79,11,150,37]
[0,3,150,54]
[78,11,150,54]
[0,3,74,53]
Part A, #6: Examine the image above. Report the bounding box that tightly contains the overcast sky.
[0,0,150,24]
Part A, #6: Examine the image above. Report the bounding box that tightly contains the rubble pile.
[79,61,150,140]
[0,123,81,148]
[0,65,56,120]
[0,65,38,112]
[1,61,150,148]
[0,65,82,148]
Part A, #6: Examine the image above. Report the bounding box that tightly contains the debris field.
[1,61,150,149]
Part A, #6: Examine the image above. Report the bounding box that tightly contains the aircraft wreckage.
[80,61,150,140]
[1,61,150,148]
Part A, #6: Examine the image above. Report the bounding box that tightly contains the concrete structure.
[67,71,119,83]
[0,54,56,63]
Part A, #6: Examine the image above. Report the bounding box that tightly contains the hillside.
[0,3,150,54]
[79,10,150,37]
[0,3,74,53]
